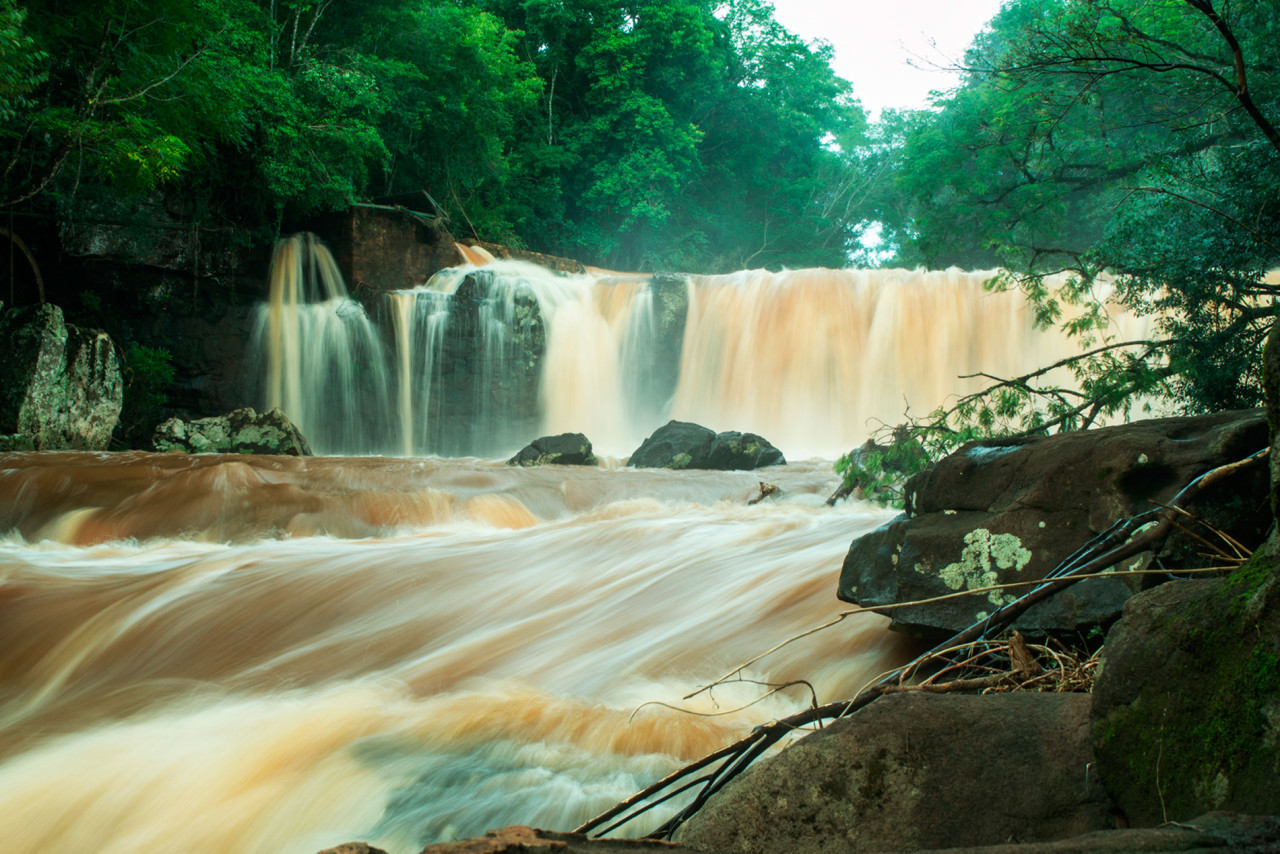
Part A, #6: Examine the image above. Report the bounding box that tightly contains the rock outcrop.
[414,826,724,853]
[677,692,1111,853]
[0,303,123,450]
[1091,540,1280,825]
[508,433,598,466]
[152,406,312,455]
[839,410,1269,636]
[628,421,785,470]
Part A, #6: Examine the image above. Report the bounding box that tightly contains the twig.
[577,449,1267,840]
[634,681,817,722]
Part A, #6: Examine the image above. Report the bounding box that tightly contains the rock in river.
[153,406,312,455]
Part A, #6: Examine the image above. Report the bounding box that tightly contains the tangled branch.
[577,448,1267,840]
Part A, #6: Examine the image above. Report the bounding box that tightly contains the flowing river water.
[0,252,1150,853]
[0,453,904,853]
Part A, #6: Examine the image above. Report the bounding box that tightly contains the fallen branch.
[575,447,1268,840]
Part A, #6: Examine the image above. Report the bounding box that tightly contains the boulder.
[676,692,1111,854]
[507,432,598,466]
[839,411,1270,636]
[628,421,785,470]
[410,825,728,853]
[0,303,122,450]
[152,406,312,455]
[628,420,714,469]
[1091,541,1280,826]
[705,431,786,470]
[915,813,1280,852]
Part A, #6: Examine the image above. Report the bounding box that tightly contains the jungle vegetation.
[0,0,867,272]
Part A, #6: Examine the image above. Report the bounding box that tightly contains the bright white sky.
[769,0,1008,117]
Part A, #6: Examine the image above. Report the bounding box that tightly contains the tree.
[479,0,869,270]
[874,0,1280,425]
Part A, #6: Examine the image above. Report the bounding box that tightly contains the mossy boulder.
[507,432,597,466]
[705,430,786,470]
[1091,539,1280,825]
[153,406,311,455]
[0,303,122,450]
[677,692,1111,853]
[629,420,714,469]
[628,420,785,470]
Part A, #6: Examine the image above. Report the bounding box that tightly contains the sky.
[768,0,1008,117]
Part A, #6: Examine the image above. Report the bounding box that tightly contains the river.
[0,451,906,853]
[0,256,1139,852]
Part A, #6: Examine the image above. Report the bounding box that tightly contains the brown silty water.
[0,247,1153,852]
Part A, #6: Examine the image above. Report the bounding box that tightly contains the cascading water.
[253,235,394,454]
[0,453,907,853]
[258,236,1150,459]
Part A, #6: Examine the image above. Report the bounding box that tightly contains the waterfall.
[253,235,393,454]
[256,237,1149,459]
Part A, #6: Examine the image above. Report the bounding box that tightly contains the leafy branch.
[832,336,1174,506]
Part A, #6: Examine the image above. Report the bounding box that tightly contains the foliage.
[0,0,870,269]
[0,0,46,124]
[834,430,931,506]
[836,336,1176,506]
[117,342,175,447]
[839,0,1280,499]
[476,0,869,270]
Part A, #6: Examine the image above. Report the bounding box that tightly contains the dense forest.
[0,0,867,272]
[2,0,1279,426]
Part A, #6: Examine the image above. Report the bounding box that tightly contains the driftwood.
[575,447,1269,840]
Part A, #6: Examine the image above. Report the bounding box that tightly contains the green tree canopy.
[872,0,1280,428]
[0,0,869,270]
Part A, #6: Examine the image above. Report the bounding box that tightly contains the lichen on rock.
[938,528,1032,606]
[0,303,123,450]
[153,407,311,455]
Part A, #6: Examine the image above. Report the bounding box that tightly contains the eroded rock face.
[0,303,122,450]
[628,421,785,470]
[508,432,598,466]
[677,692,1111,854]
[1091,544,1280,826]
[152,406,311,455]
[839,411,1269,636]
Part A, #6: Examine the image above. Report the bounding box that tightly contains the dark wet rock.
[414,825,727,853]
[629,420,714,469]
[839,411,1269,637]
[152,406,312,455]
[628,421,785,470]
[677,692,1111,854]
[705,431,786,470]
[508,432,598,466]
[429,271,545,457]
[316,844,389,854]
[627,273,689,425]
[921,812,1280,852]
[1091,542,1280,826]
[0,303,122,450]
